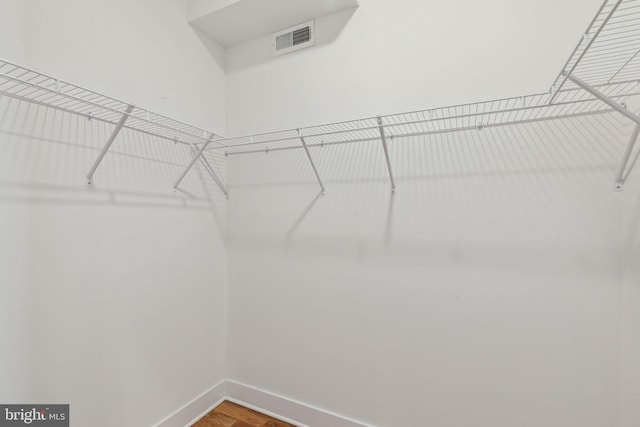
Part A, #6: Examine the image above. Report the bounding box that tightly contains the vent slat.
[273,21,315,56]
[292,27,311,45]
[276,33,293,51]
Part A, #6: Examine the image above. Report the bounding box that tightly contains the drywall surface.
[189,0,241,22]
[226,0,603,136]
[0,11,29,402]
[620,176,640,427]
[619,103,640,427]
[0,1,227,426]
[0,0,26,64]
[0,100,228,427]
[20,0,227,133]
[226,112,628,427]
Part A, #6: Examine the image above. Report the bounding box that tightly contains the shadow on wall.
[224,111,636,427]
[0,94,229,411]
[224,7,358,73]
[0,95,227,224]
[226,111,635,269]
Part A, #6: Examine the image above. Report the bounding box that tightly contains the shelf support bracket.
[174,134,214,190]
[614,124,640,191]
[198,153,229,198]
[377,116,396,195]
[298,129,325,194]
[568,75,640,191]
[568,75,640,126]
[86,104,134,185]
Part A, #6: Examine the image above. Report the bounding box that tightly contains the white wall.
[20,0,227,133]
[620,172,640,427]
[0,1,228,426]
[3,0,639,426]
[619,101,640,427]
[224,2,639,425]
[226,112,630,426]
[0,0,30,402]
[0,0,26,64]
[226,0,603,135]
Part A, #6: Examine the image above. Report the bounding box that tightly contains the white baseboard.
[225,380,373,427]
[153,379,372,427]
[153,380,226,427]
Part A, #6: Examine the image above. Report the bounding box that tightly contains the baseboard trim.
[225,380,373,427]
[153,380,226,427]
[154,379,372,427]
[225,396,310,427]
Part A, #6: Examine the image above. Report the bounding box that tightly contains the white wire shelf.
[550,0,640,101]
[211,80,640,156]
[0,58,226,147]
[1,0,640,193]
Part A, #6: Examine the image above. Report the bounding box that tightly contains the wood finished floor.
[192,401,296,427]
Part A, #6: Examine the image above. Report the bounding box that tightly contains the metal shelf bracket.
[298,129,325,195]
[174,134,214,190]
[198,152,229,198]
[377,116,396,195]
[614,124,640,191]
[86,104,135,186]
[568,74,640,191]
[569,75,640,126]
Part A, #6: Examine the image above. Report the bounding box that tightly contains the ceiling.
[189,0,359,48]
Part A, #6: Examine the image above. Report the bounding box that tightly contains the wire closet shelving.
[0,59,227,147]
[550,0,640,100]
[0,0,639,195]
[546,0,640,190]
[0,58,228,189]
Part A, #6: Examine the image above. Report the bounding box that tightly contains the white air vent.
[272,20,315,56]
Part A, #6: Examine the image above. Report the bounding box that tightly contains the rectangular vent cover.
[273,21,315,56]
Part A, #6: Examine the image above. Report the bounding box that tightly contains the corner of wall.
[153,381,227,427]
[153,379,374,427]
